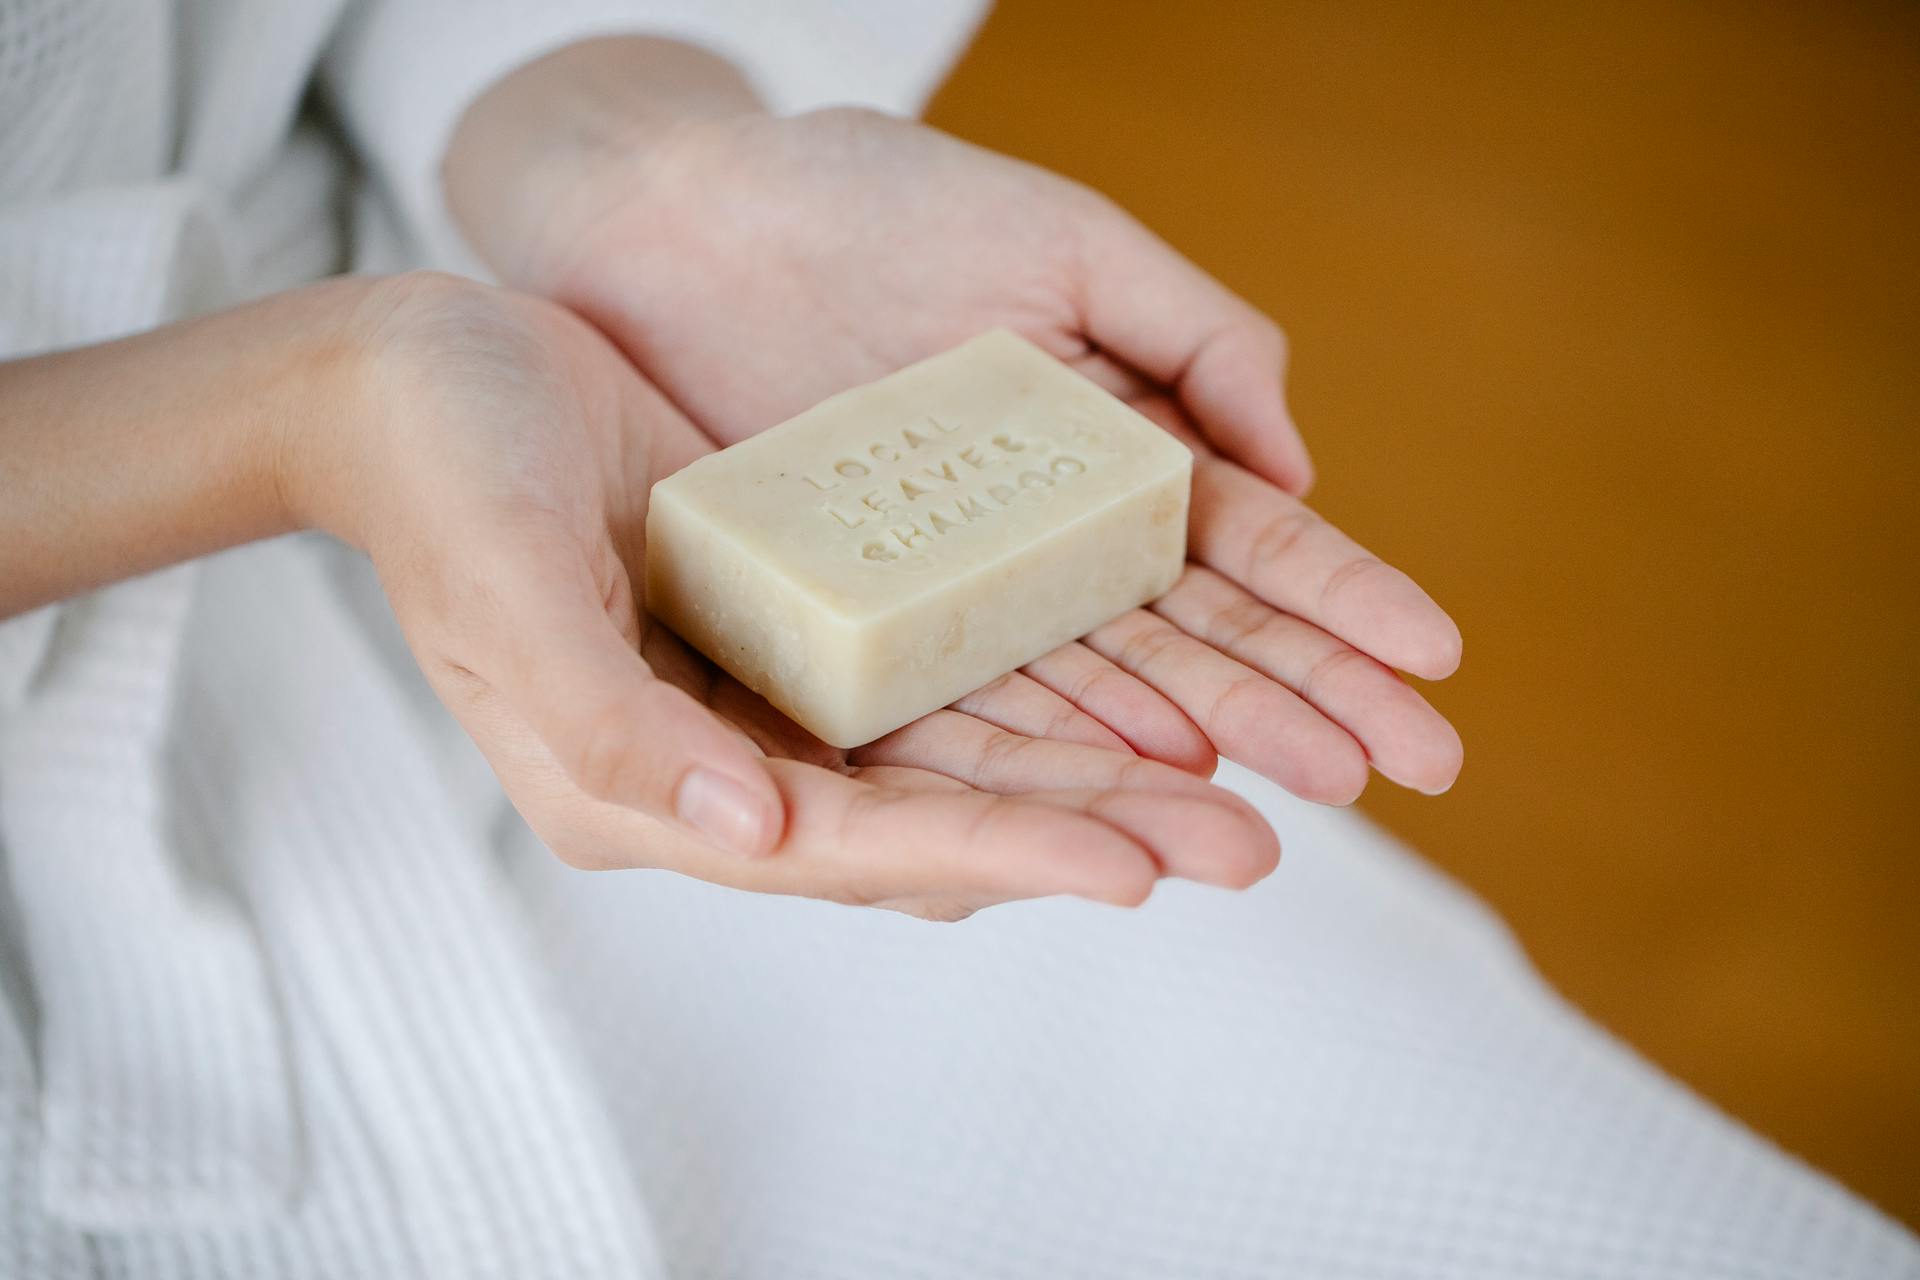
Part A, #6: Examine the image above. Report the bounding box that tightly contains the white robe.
[0,2,1913,1276]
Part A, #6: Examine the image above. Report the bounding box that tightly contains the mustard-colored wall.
[929,0,1919,1224]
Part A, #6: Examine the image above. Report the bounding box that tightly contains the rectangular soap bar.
[645,329,1191,748]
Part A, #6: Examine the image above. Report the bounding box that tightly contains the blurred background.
[929,0,1917,1225]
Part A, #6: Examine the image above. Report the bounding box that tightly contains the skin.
[447,37,1465,806]
[0,273,1278,921]
[1,34,1464,922]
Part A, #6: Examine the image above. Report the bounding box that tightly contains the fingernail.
[675,768,771,856]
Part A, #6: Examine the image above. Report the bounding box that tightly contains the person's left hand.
[447,41,1464,803]
[299,271,1277,918]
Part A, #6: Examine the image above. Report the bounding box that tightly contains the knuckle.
[564,696,649,804]
[1206,674,1272,736]
[1114,620,1182,674]
[1042,699,1088,743]
[1248,509,1318,567]
[1316,555,1389,611]
[1066,658,1119,708]
[1298,645,1371,706]
[972,729,1033,781]
[1208,596,1279,651]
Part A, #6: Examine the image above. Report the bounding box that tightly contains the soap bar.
[645,329,1191,748]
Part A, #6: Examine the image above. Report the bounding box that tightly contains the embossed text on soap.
[794,414,1098,563]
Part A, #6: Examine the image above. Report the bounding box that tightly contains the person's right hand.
[292,273,1278,918]
[446,45,1464,806]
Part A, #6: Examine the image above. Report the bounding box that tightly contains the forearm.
[444,35,765,289]
[0,280,368,617]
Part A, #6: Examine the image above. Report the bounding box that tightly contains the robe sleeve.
[319,0,991,273]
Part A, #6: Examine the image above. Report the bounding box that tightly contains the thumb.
[458,526,785,858]
[1075,201,1315,496]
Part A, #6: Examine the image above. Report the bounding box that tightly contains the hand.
[1083,395,1463,800]
[290,273,1279,917]
[448,50,1465,801]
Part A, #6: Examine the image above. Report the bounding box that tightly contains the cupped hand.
[1078,393,1462,801]
[290,272,1278,916]
[457,96,1464,801]
[520,106,1313,488]
[940,389,1463,804]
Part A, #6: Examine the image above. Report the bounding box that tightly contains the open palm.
[356,274,1277,918]
[516,108,1464,801]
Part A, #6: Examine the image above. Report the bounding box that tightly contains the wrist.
[0,277,384,615]
[445,35,766,292]
[264,275,425,553]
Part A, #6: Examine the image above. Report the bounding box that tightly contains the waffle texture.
[0,2,1913,1276]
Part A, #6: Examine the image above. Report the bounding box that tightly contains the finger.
[637,615,717,703]
[699,666,848,768]
[1082,606,1371,806]
[643,394,722,475]
[858,707,1218,798]
[844,763,971,793]
[827,770,1097,917]
[1123,391,1202,441]
[1190,450,1463,680]
[857,709,1277,888]
[1075,204,1314,494]
[1021,640,1215,775]
[456,528,785,855]
[949,669,1134,753]
[1053,785,1279,891]
[1064,346,1157,403]
[510,753,1157,909]
[1154,567,1463,794]
[751,761,1165,908]
[1124,397,1462,682]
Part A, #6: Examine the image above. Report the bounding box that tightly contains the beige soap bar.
[645,329,1191,748]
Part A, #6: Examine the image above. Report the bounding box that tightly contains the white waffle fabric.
[0,1,1915,1276]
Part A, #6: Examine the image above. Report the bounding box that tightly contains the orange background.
[930,0,1918,1225]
